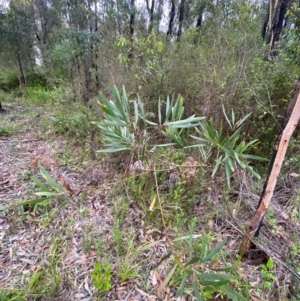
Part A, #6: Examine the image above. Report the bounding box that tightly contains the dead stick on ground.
[239,78,300,256]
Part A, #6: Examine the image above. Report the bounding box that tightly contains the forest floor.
[1,100,300,301]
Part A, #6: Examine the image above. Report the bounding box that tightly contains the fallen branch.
[239,78,300,255]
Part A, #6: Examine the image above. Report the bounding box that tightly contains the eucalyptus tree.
[0,0,36,85]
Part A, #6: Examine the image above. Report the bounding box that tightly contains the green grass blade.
[18,198,50,206]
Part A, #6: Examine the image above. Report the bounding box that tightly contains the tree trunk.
[94,0,99,89]
[265,0,290,58]
[128,0,135,59]
[17,51,26,86]
[196,9,203,28]
[129,0,135,37]
[146,0,155,33]
[167,0,176,37]
[239,79,300,256]
[177,0,185,41]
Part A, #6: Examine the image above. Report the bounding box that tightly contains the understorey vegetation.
[1,0,300,300]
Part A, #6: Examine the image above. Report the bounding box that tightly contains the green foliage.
[260,258,276,289]
[158,228,246,301]
[91,261,112,293]
[280,3,300,64]
[116,33,165,99]
[0,69,19,91]
[18,164,67,207]
[96,86,264,187]
[0,123,14,136]
[51,105,93,138]
[0,291,25,301]
[93,85,203,155]
[23,86,58,104]
[116,236,162,282]
[191,106,266,187]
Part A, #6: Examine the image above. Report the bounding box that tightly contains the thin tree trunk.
[167,0,176,37]
[239,79,300,256]
[94,0,99,89]
[146,0,155,33]
[128,0,135,59]
[177,0,185,41]
[196,9,203,28]
[273,0,288,44]
[17,51,26,86]
[129,0,135,37]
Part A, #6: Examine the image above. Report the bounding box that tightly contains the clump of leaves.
[95,85,265,187]
[191,105,266,187]
[91,261,112,293]
[93,85,203,156]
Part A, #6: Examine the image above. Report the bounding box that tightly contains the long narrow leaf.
[224,287,247,301]
[35,191,57,196]
[192,280,205,301]
[212,155,224,178]
[202,238,227,261]
[222,105,232,129]
[173,234,203,242]
[225,158,231,187]
[236,112,252,128]
[158,265,177,293]
[241,154,267,161]
[17,198,50,206]
[158,98,162,125]
[112,86,127,121]
[39,165,63,193]
[31,176,50,192]
[176,274,187,297]
[195,272,233,282]
[97,147,130,153]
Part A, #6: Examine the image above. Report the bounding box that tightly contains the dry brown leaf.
[89,250,97,256]
[59,176,73,194]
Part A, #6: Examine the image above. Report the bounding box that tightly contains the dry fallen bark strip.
[239,78,300,255]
